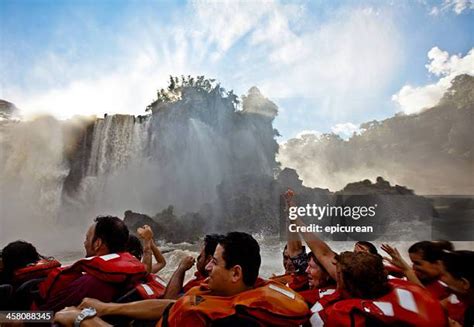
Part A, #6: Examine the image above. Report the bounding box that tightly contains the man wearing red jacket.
[39,216,147,311]
[54,232,310,327]
[310,251,448,326]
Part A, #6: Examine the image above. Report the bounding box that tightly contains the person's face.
[205,244,235,296]
[306,256,329,289]
[440,262,472,303]
[409,251,441,282]
[84,224,99,257]
[196,246,210,276]
[354,243,370,253]
[283,248,295,274]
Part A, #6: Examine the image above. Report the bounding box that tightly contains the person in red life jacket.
[126,235,167,300]
[39,216,147,312]
[271,189,310,291]
[54,232,310,327]
[286,190,388,288]
[440,250,474,327]
[382,241,453,300]
[310,251,448,327]
[1,240,60,288]
[163,234,222,299]
[136,225,167,274]
[299,252,336,309]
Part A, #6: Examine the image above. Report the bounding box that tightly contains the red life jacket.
[13,258,61,285]
[39,252,147,301]
[183,271,206,293]
[299,286,337,306]
[444,293,467,325]
[270,273,309,292]
[311,279,448,327]
[424,279,450,300]
[289,273,309,292]
[383,261,405,278]
[157,280,311,327]
[135,274,167,299]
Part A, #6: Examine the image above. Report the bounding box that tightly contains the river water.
[51,237,474,283]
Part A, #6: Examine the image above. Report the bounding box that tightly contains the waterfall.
[0,85,280,249]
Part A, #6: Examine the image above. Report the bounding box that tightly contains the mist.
[278,74,474,195]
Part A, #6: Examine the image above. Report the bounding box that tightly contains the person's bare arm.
[79,297,175,320]
[294,217,337,280]
[54,307,112,327]
[138,225,166,273]
[142,239,153,273]
[150,239,167,273]
[163,256,195,299]
[284,189,304,257]
[381,243,423,287]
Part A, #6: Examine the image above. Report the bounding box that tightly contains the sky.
[0,0,473,140]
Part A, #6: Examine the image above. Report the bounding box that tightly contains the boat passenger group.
[0,190,473,327]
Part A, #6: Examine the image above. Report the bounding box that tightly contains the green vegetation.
[146,75,239,111]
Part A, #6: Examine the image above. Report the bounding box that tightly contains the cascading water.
[0,117,69,247]
[0,84,280,250]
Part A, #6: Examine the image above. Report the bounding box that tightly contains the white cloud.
[429,0,474,15]
[331,122,360,140]
[295,130,321,139]
[3,1,402,123]
[392,47,474,114]
[253,6,403,121]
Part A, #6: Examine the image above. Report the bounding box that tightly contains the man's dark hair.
[356,241,378,255]
[2,240,41,280]
[93,216,129,253]
[126,235,144,260]
[204,234,222,257]
[409,241,453,263]
[219,232,261,287]
[336,251,389,299]
[442,250,474,286]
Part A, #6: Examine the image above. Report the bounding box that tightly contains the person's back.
[39,216,147,311]
[312,252,447,327]
[324,278,447,326]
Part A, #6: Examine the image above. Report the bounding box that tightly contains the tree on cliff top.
[146,75,240,111]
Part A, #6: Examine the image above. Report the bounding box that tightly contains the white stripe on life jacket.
[311,301,323,313]
[396,288,418,313]
[140,284,155,296]
[269,284,295,299]
[309,311,325,327]
[319,289,335,297]
[155,276,167,287]
[373,301,394,316]
[99,253,120,261]
[449,294,460,304]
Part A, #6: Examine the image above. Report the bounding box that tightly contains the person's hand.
[178,255,195,271]
[283,188,296,210]
[78,298,108,317]
[381,243,411,271]
[54,306,81,326]
[137,225,154,241]
[448,318,462,327]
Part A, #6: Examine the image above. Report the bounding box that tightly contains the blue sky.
[1,0,473,139]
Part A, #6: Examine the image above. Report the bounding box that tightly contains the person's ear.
[460,277,471,292]
[231,265,243,283]
[93,237,103,252]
